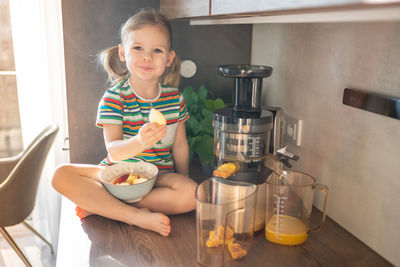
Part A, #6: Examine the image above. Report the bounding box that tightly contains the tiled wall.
[252,22,400,266]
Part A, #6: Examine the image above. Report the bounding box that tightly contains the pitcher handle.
[311,184,329,232]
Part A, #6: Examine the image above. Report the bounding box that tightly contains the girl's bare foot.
[76,206,170,236]
[133,208,171,237]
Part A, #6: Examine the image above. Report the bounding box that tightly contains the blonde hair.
[98,8,180,87]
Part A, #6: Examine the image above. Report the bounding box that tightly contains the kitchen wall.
[171,21,251,101]
[252,22,400,265]
[62,0,251,164]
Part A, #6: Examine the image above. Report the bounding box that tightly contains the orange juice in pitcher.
[265,215,308,245]
[265,171,328,246]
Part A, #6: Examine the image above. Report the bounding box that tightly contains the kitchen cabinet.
[159,0,209,19]
[211,0,400,16]
[160,0,400,20]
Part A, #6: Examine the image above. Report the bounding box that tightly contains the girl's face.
[118,24,175,85]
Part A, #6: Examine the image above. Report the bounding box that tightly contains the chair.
[0,123,59,267]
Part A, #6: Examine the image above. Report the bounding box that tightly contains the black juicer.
[213,64,285,231]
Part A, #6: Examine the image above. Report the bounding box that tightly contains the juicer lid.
[218,64,273,78]
[213,108,273,125]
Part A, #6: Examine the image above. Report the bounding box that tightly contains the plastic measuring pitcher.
[265,171,328,246]
[196,178,257,267]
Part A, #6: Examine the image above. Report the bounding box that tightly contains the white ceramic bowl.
[99,162,158,203]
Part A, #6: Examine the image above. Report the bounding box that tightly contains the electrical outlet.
[283,115,303,146]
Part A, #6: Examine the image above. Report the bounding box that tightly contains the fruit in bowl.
[112,172,148,185]
[99,162,158,203]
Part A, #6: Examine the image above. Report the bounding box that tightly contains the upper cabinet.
[160,0,209,19]
[160,0,400,20]
[210,0,397,15]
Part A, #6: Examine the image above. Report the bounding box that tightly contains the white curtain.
[9,0,69,253]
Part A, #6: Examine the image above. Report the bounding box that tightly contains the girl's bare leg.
[52,164,171,236]
[135,172,198,214]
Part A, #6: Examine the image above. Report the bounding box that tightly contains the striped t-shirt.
[96,79,189,172]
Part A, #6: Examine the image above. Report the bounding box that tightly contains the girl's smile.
[139,65,153,71]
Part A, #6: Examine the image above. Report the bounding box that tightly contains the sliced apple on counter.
[228,242,247,260]
[149,108,166,125]
[205,224,246,260]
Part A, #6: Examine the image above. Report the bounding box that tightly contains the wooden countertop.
[56,196,392,267]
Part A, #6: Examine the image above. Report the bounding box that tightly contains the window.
[0,0,22,157]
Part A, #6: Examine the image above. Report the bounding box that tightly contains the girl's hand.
[137,123,166,149]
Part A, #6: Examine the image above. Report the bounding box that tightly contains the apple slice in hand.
[149,108,166,125]
[149,108,166,144]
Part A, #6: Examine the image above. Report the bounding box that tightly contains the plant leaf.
[214,98,226,109]
[198,85,208,101]
[184,85,222,167]
[202,108,213,121]
[199,120,214,136]
[188,135,202,155]
[205,99,215,111]
[186,117,201,135]
[196,135,214,166]
[183,86,195,106]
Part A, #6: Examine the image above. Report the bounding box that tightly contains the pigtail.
[97,46,129,85]
[161,54,181,88]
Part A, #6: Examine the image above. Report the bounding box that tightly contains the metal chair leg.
[22,221,54,254]
[0,227,32,267]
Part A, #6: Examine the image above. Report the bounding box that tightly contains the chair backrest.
[0,123,59,227]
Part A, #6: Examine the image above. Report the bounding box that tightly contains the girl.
[52,9,197,237]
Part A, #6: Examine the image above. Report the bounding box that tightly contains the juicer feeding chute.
[218,64,273,113]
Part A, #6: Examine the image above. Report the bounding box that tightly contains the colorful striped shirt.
[96,79,189,172]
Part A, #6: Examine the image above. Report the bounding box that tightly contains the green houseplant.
[183,85,227,169]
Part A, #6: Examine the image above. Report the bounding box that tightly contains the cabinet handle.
[343,88,400,120]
